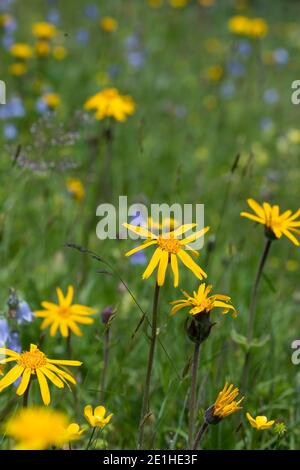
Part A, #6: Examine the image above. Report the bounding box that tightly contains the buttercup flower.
[84,88,135,122]
[0,344,82,405]
[84,405,113,428]
[32,22,57,40]
[42,93,61,110]
[170,283,237,317]
[211,383,244,420]
[246,412,275,430]
[100,16,118,32]
[10,43,33,60]
[124,223,209,287]
[35,285,96,337]
[66,178,85,202]
[228,16,268,38]
[5,407,82,450]
[240,199,300,246]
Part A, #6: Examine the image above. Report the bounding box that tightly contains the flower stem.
[188,341,201,448]
[86,427,96,450]
[241,238,272,390]
[192,421,209,450]
[138,282,160,449]
[100,327,110,401]
[66,332,72,359]
[23,380,31,408]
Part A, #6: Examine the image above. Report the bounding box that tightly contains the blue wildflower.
[263,89,279,105]
[7,330,21,353]
[227,60,245,77]
[3,123,17,140]
[16,301,33,325]
[274,48,289,65]
[76,28,90,44]
[0,316,10,347]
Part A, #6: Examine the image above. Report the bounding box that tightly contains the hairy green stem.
[188,341,201,448]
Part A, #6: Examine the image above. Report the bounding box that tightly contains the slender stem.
[100,328,110,401]
[23,380,31,408]
[188,341,201,448]
[66,333,72,359]
[138,282,160,449]
[241,238,272,390]
[86,427,96,450]
[192,421,209,450]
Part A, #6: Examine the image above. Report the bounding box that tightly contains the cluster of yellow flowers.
[228,15,268,38]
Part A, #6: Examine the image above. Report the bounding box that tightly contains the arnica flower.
[10,43,33,60]
[170,283,237,317]
[240,199,300,246]
[5,407,82,450]
[32,22,57,40]
[84,88,135,122]
[169,0,189,8]
[84,405,113,428]
[246,412,275,430]
[124,223,209,287]
[228,16,268,39]
[35,285,96,337]
[42,93,61,110]
[205,383,244,424]
[35,40,51,57]
[9,63,27,76]
[100,16,118,32]
[0,344,82,405]
[66,178,85,202]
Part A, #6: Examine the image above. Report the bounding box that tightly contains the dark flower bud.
[185,312,216,345]
[7,288,19,317]
[204,405,222,425]
[101,306,115,325]
[264,226,277,241]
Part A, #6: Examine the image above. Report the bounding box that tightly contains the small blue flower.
[108,64,120,79]
[273,48,289,65]
[36,97,48,114]
[236,40,252,57]
[220,81,235,99]
[16,301,33,324]
[260,117,273,132]
[7,330,21,353]
[76,28,90,44]
[0,316,10,347]
[125,34,140,50]
[47,9,60,25]
[3,123,17,140]
[127,51,146,69]
[2,33,15,49]
[263,88,279,105]
[130,249,147,265]
[84,4,99,19]
[227,60,245,77]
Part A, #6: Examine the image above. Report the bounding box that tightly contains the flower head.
[32,22,57,40]
[171,283,237,317]
[84,405,113,428]
[0,344,82,405]
[10,43,33,60]
[241,199,300,246]
[100,17,118,32]
[35,285,96,337]
[5,407,82,450]
[228,16,268,38]
[9,63,27,76]
[42,92,61,110]
[66,178,85,202]
[84,88,135,122]
[211,383,243,420]
[246,412,275,430]
[124,223,209,287]
[35,40,51,57]
[169,0,189,8]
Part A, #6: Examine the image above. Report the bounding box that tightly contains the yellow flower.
[84,88,135,122]
[42,93,61,109]
[198,0,215,6]
[5,407,82,450]
[169,0,189,7]
[246,412,275,430]
[35,285,96,337]
[240,199,300,246]
[35,40,51,57]
[9,63,27,76]
[0,365,4,376]
[53,46,67,61]
[228,15,250,35]
[32,22,57,40]
[170,283,237,317]
[248,18,268,38]
[206,65,223,81]
[148,0,163,7]
[84,405,113,428]
[10,43,33,60]
[124,223,209,287]
[213,383,244,419]
[228,15,268,38]
[100,17,118,32]
[0,344,82,405]
[66,178,85,202]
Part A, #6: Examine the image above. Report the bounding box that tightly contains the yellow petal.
[36,369,51,405]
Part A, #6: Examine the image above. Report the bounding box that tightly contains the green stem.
[23,380,31,408]
[188,341,201,448]
[66,332,72,359]
[192,421,209,450]
[138,282,160,449]
[86,427,96,450]
[100,328,110,401]
[241,238,272,390]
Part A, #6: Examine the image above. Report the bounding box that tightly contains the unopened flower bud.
[204,405,222,425]
[185,312,216,344]
[101,306,115,324]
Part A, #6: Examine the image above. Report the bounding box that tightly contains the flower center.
[157,236,180,254]
[18,349,47,369]
[57,306,71,318]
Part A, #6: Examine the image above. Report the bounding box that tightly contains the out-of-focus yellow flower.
[9,63,27,76]
[53,46,67,61]
[286,259,298,272]
[84,405,113,428]
[206,65,223,81]
[66,178,85,202]
[84,88,135,122]
[198,0,215,6]
[10,43,33,60]
[5,407,82,450]
[228,15,268,38]
[35,285,96,337]
[287,129,300,144]
[148,0,163,7]
[246,412,275,430]
[241,199,300,246]
[32,22,57,40]
[170,283,237,317]
[169,0,189,7]
[0,344,82,405]
[42,93,61,109]
[100,16,118,32]
[213,383,244,419]
[35,40,51,57]
[124,223,209,287]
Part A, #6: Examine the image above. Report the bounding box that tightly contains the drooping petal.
[40,367,64,388]
[157,250,168,286]
[177,249,207,280]
[170,254,179,287]
[16,368,32,396]
[0,365,24,390]
[142,248,162,279]
[125,240,157,257]
[36,369,50,405]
